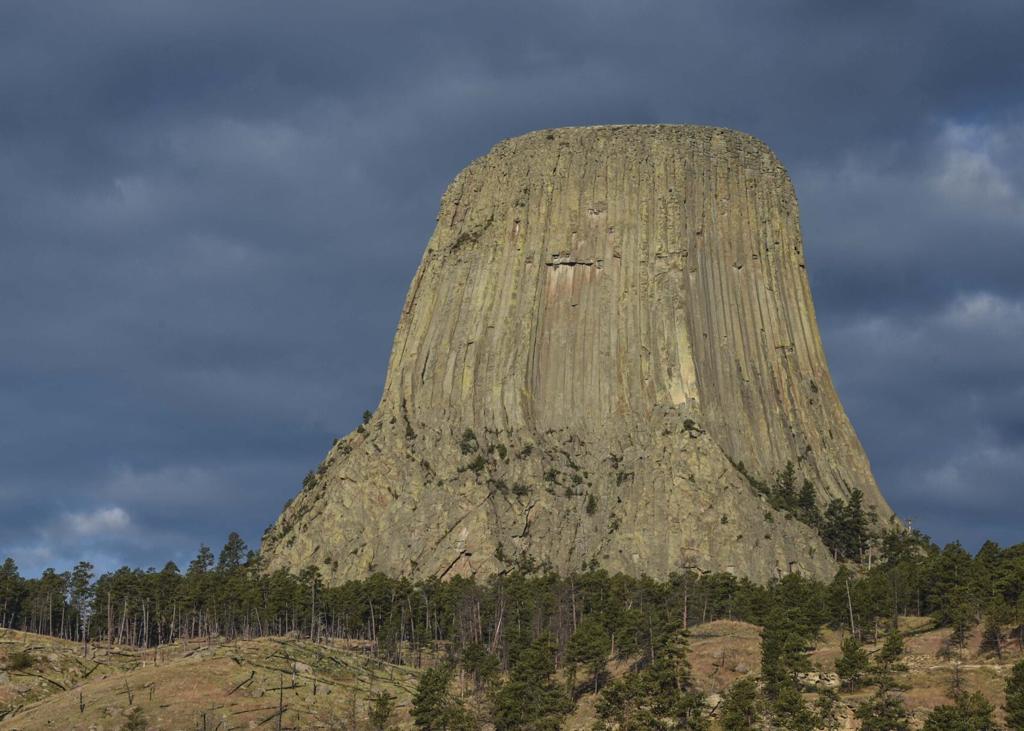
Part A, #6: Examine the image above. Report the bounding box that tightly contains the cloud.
[821,288,1024,547]
[931,121,1024,218]
[61,507,131,537]
[1,1,1024,575]
[942,291,1024,332]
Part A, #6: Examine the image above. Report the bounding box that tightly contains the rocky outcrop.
[261,125,894,583]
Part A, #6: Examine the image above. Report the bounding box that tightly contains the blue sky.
[1,1,1022,575]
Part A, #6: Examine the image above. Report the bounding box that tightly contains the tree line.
[3,523,1024,728]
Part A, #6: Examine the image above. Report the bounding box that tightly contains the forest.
[3,516,1024,729]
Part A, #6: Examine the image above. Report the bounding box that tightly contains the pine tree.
[979,599,1009,658]
[821,489,873,561]
[368,691,395,731]
[945,586,977,653]
[0,557,24,629]
[69,561,94,648]
[922,691,995,731]
[1014,595,1024,653]
[855,689,912,731]
[815,687,842,731]
[760,606,815,729]
[1006,659,1024,730]
[648,626,707,728]
[870,630,907,691]
[493,634,571,731]
[796,479,821,526]
[594,672,654,729]
[856,628,911,731]
[846,489,871,543]
[772,461,798,512]
[187,544,214,576]
[566,615,610,693]
[718,678,761,731]
[595,624,707,730]
[460,642,499,690]
[411,665,474,730]
[835,635,870,690]
[772,682,817,731]
[217,532,248,572]
[760,606,812,698]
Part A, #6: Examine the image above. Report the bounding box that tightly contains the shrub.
[6,650,33,671]
[123,707,148,731]
[459,429,478,454]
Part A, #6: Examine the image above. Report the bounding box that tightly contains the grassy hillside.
[1,630,421,730]
[3,618,1021,729]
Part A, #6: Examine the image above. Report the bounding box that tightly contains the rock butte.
[262,124,894,584]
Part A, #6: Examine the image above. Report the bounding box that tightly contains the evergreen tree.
[566,615,610,693]
[69,561,94,647]
[718,677,761,731]
[594,672,655,729]
[927,542,975,624]
[760,606,812,698]
[856,628,911,731]
[187,544,214,576]
[411,665,474,730]
[595,624,707,730]
[814,687,842,731]
[493,634,570,731]
[1006,659,1024,730]
[944,586,978,653]
[979,599,1009,658]
[368,690,396,731]
[922,691,996,731]
[217,532,248,572]
[834,635,870,690]
[821,489,873,561]
[771,682,817,731]
[0,557,24,628]
[866,630,904,687]
[1014,595,1024,653]
[855,689,912,731]
[760,605,815,729]
[460,642,499,690]
[796,479,821,527]
[772,461,798,512]
[647,626,707,728]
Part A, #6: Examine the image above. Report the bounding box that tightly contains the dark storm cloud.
[1,0,1022,574]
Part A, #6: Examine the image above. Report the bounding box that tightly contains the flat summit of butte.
[262,124,894,584]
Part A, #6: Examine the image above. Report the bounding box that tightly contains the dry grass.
[1,629,421,730]
[3,619,1022,729]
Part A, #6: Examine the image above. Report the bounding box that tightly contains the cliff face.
[262,125,894,583]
